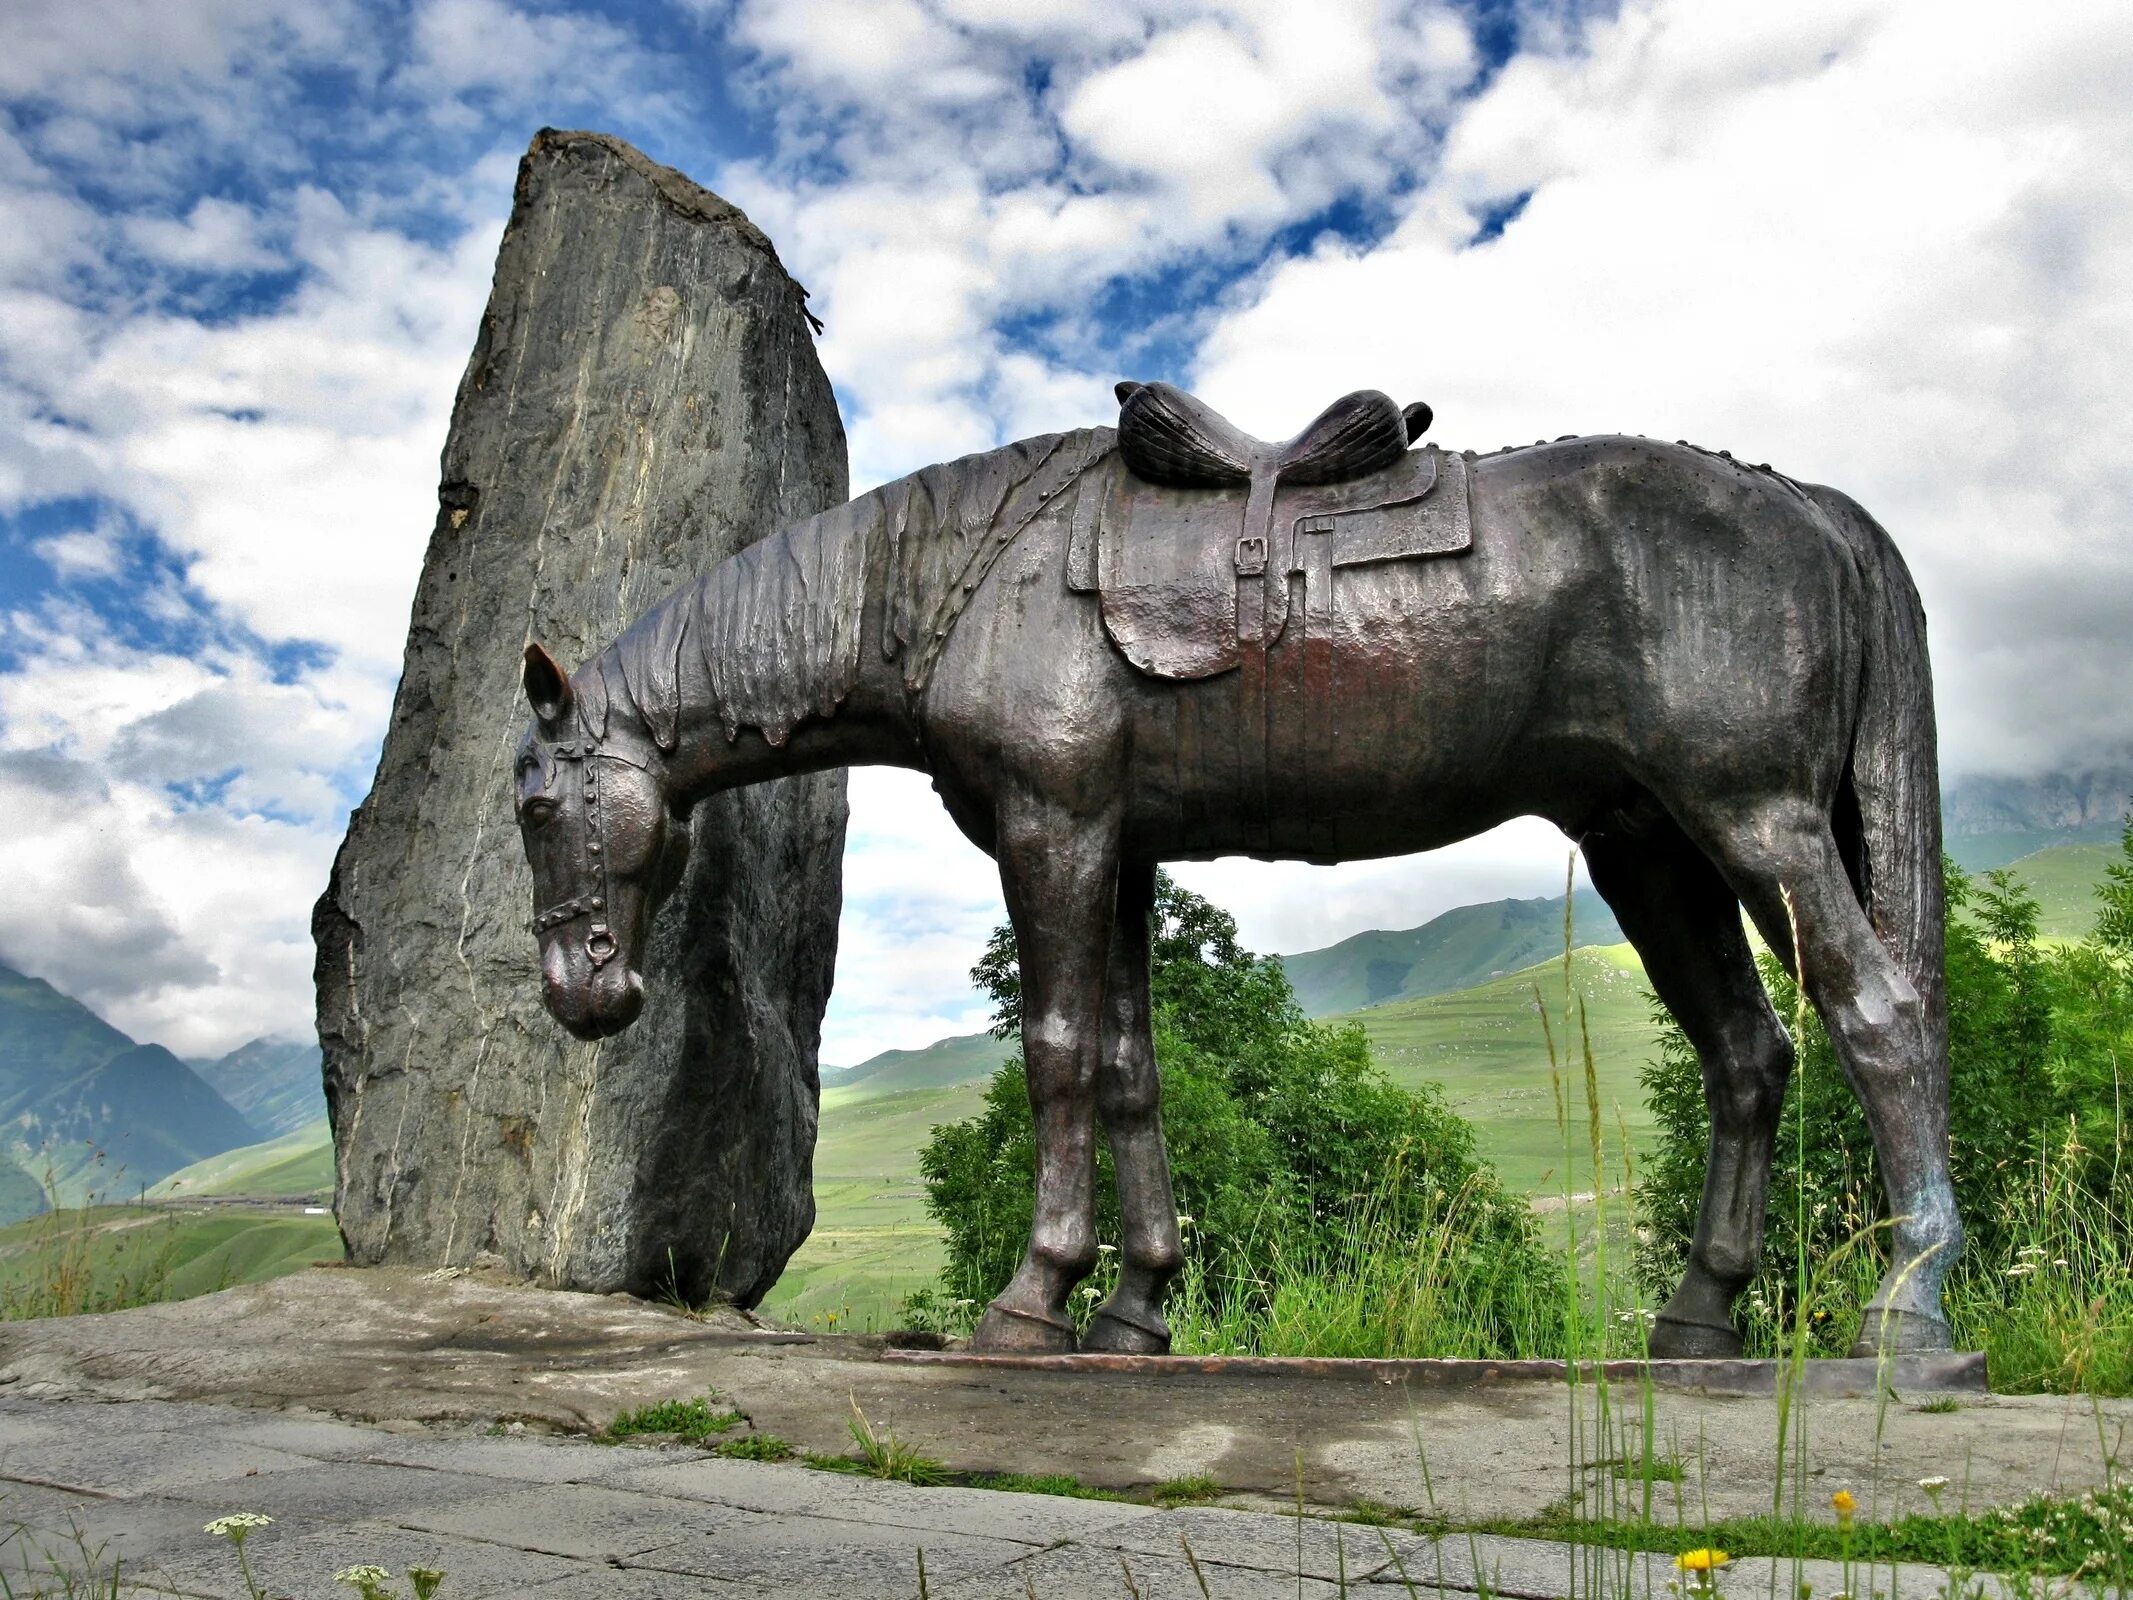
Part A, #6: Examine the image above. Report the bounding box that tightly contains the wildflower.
[1831,1489,1857,1523]
[1919,1475,1950,1494]
[1676,1550,1730,1572]
[409,1567,447,1600]
[204,1512,273,1544]
[1097,1243,1118,1256]
[337,1566,396,1600]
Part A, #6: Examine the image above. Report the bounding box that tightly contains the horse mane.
[584,426,1114,750]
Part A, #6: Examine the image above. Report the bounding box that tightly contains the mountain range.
[0,962,324,1218]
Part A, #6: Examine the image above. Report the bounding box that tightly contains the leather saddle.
[1069,381,1472,680]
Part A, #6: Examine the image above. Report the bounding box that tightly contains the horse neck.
[633,516,922,810]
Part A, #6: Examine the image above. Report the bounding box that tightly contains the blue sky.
[2,0,2130,1060]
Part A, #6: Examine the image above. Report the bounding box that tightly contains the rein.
[526,729,653,971]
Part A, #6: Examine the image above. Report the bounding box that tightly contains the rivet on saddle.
[1114,381,1431,488]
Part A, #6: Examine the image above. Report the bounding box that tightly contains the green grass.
[714,1433,795,1461]
[606,1394,746,1443]
[0,1204,341,1319]
[148,1119,334,1199]
[1997,842,2122,939]
[1152,1473,1224,1506]
[1474,1481,2133,1582]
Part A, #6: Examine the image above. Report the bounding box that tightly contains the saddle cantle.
[1115,381,1431,488]
[1073,381,1471,681]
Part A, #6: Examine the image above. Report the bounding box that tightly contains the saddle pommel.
[1114,380,1431,490]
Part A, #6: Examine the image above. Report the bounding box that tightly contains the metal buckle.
[1235,534,1268,577]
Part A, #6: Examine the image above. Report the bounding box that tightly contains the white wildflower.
[337,1567,395,1586]
[204,1512,273,1539]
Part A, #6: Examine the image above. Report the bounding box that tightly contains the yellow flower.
[1832,1489,1857,1521]
[1677,1549,1730,1572]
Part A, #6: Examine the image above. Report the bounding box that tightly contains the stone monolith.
[314,129,847,1306]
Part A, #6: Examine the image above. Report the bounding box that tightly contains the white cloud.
[819,768,1005,1064]
[716,0,1483,484]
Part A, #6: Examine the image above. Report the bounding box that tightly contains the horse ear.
[522,642,574,724]
[1114,380,1144,406]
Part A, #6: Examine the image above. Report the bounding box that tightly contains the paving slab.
[932,1541,1362,1599]
[153,1519,588,1599]
[617,1453,1157,1543]
[0,1395,2027,1600]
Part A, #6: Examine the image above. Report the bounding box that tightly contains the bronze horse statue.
[514,381,1960,1359]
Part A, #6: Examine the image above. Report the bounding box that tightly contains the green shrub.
[917,874,1563,1356]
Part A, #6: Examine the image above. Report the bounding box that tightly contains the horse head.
[514,642,683,1039]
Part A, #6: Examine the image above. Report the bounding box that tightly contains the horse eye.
[522,797,557,827]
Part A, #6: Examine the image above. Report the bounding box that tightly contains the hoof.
[970,1300,1077,1354]
[1081,1305,1171,1355]
[1848,1307,1954,1359]
[1647,1313,1744,1360]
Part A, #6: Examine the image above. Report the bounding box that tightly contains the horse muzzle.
[541,945,645,1039]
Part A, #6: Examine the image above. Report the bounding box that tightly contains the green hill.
[821,1030,1011,1096]
[1990,841,2122,940]
[1328,943,1656,1195]
[1280,889,1623,1016]
[193,1038,325,1138]
[149,1118,334,1199]
[0,1204,341,1318]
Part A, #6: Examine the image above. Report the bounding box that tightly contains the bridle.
[524,727,653,972]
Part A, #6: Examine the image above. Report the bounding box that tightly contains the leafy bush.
[917,874,1563,1355]
[1635,819,2133,1381]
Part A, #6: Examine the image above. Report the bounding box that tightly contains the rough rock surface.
[314,129,847,1306]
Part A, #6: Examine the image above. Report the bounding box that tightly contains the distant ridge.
[0,962,260,1203]
[194,1038,326,1138]
[1279,888,1624,1018]
[1943,765,2130,870]
[821,1030,1012,1096]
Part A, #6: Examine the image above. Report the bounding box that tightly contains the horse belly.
[1122,554,1549,861]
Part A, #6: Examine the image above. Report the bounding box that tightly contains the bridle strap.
[527,734,650,969]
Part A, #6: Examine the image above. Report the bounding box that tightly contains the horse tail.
[1811,484,1948,1064]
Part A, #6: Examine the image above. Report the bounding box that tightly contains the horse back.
[923,434,1867,863]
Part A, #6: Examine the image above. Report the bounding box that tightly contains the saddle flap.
[1096,467,1247,679]
[1092,445,1473,682]
[1288,447,1469,569]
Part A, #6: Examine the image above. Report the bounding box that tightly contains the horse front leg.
[1084,857,1183,1354]
[969,800,1120,1354]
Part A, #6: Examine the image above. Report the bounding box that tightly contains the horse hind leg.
[1584,821,1794,1359]
[1693,798,1962,1356]
[968,799,1119,1355]
[1083,858,1184,1355]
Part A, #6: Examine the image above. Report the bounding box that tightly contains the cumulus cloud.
[714,0,1484,485]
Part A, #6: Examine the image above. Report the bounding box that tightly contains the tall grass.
[1163,1165,1574,1359]
[0,1204,182,1322]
